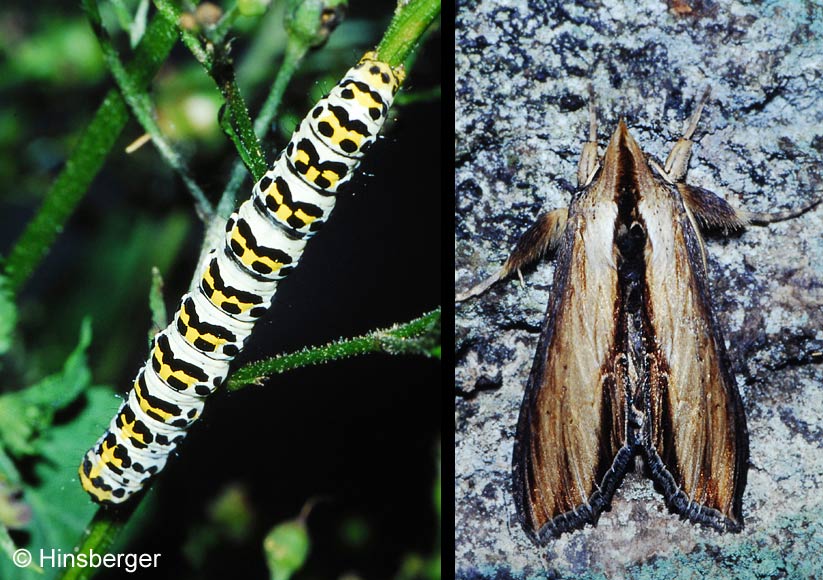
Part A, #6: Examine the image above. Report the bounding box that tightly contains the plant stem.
[216,36,308,219]
[227,308,441,389]
[2,12,179,295]
[151,0,212,67]
[200,27,318,282]
[83,0,214,220]
[152,0,269,180]
[377,0,441,67]
[56,504,137,580]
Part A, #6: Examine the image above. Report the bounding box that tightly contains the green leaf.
[0,524,43,575]
[263,519,310,580]
[0,320,92,457]
[0,274,16,356]
[0,386,120,580]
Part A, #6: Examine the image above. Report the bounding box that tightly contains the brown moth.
[456,88,820,543]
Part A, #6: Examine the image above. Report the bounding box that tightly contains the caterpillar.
[79,52,405,504]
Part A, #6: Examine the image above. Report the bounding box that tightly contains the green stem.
[191,0,350,221]
[56,504,137,580]
[227,308,441,390]
[215,60,270,180]
[1,12,179,295]
[254,38,307,142]
[152,0,268,180]
[83,0,214,220]
[376,0,441,67]
[216,36,309,218]
[203,0,337,274]
[151,0,212,67]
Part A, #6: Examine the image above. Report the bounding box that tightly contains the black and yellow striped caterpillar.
[79,52,405,504]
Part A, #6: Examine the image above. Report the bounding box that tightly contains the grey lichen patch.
[455,0,823,577]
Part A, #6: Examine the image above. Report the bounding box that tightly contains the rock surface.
[455,1,823,578]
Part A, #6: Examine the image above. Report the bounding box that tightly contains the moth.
[456,88,820,543]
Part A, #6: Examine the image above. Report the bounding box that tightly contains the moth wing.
[640,186,748,531]
[512,192,632,542]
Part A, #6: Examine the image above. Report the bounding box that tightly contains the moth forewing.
[638,140,748,531]
[513,126,631,541]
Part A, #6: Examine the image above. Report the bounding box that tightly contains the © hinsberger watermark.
[13,548,161,573]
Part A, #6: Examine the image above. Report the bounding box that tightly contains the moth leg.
[663,86,712,182]
[741,197,822,225]
[677,184,747,234]
[578,83,600,187]
[678,182,822,234]
[455,208,568,302]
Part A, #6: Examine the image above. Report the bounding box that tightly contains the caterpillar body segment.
[79,53,405,504]
[111,395,186,452]
[130,367,205,429]
[253,155,337,237]
[199,250,279,321]
[310,101,374,156]
[150,327,231,396]
[231,189,311,274]
[287,129,354,192]
[175,291,256,360]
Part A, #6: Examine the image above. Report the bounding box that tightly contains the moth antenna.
[579,84,599,186]
[588,83,597,143]
[682,85,712,140]
[664,86,712,180]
